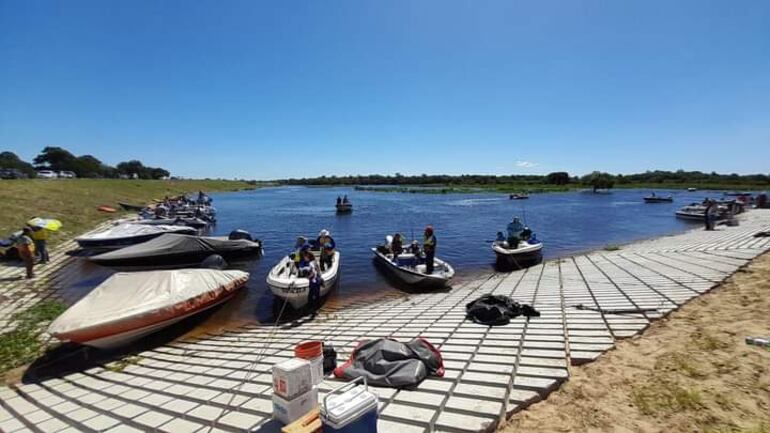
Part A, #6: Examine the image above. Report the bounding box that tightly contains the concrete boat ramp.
[1,210,769,433]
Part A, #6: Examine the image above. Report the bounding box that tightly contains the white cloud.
[515,160,538,168]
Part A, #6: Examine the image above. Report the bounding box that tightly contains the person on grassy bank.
[29,225,49,264]
[15,228,35,279]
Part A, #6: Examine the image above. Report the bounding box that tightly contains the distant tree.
[149,167,170,179]
[33,146,77,171]
[545,172,570,185]
[582,171,615,192]
[116,160,148,178]
[72,155,113,178]
[0,151,37,177]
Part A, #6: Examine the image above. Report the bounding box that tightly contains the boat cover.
[90,234,259,261]
[48,269,248,342]
[466,294,540,326]
[334,338,444,388]
[76,224,194,241]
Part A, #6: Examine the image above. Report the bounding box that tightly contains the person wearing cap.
[423,226,436,274]
[16,228,36,279]
[506,216,525,248]
[316,229,336,271]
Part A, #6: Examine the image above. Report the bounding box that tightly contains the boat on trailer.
[492,240,543,270]
[509,194,529,200]
[267,250,340,309]
[48,269,249,349]
[371,247,454,288]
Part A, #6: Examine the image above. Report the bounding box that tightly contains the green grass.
[0,301,67,375]
[0,179,254,246]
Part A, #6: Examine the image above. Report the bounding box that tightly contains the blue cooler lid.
[321,378,378,429]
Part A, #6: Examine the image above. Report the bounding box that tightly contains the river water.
[200,186,724,324]
[62,187,729,330]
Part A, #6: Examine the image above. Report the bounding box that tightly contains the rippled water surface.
[62,186,733,329]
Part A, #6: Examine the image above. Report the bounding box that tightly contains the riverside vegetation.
[0,179,254,246]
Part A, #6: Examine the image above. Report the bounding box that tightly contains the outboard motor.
[228,229,253,241]
[201,254,228,270]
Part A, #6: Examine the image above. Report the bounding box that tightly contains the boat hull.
[90,247,261,269]
[267,252,341,310]
[80,291,238,349]
[371,248,454,289]
[492,242,543,270]
[335,204,353,213]
[644,197,673,203]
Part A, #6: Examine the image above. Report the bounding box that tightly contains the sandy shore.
[501,251,770,433]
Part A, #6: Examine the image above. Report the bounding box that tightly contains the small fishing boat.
[89,233,262,269]
[371,247,454,288]
[118,202,145,211]
[675,203,718,221]
[492,240,543,270]
[643,195,673,203]
[75,224,196,250]
[335,202,353,213]
[48,269,249,349]
[687,187,698,192]
[267,250,340,309]
[509,194,529,200]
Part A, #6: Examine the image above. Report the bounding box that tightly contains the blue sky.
[1,1,768,179]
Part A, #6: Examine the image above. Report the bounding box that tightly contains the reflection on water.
[61,187,733,331]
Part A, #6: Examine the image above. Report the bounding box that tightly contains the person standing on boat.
[506,217,525,248]
[391,233,404,262]
[15,228,35,279]
[336,196,342,205]
[342,195,349,204]
[423,226,436,274]
[290,236,308,268]
[316,229,336,271]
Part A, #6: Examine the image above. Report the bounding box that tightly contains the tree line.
[0,147,170,179]
[280,170,770,190]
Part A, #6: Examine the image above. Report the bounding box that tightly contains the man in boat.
[495,231,506,244]
[316,229,336,271]
[290,236,308,268]
[336,196,342,205]
[423,226,436,274]
[506,217,525,248]
[391,233,404,262]
[342,195,349,204]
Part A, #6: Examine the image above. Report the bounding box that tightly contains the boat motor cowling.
[228,229,253,241]
[201,254,228,270]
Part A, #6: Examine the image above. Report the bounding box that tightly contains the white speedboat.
[48,269,249,349]
[492,240,543,270]
[267,251,340,309]
[371,247,454,288]
[75,224,196,250]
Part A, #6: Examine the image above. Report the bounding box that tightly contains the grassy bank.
[0,179,253,246]
[0,301,67,377]
[502,252,770,433]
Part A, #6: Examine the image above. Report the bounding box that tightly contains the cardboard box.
[273,387,318,425]
[273,358,312,400]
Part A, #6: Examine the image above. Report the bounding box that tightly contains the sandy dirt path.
[501,252,770,433]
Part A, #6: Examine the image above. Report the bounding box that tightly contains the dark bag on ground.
[334,338,444,388]
[465,294,540,326]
